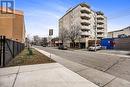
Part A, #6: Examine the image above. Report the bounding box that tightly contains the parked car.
[42,45,47,47]
[88,44,102,51]
[58,45,68,50]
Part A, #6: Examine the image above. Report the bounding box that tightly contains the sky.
[15,0,130,37]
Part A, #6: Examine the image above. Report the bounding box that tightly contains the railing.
[81,19,90,25]
[97,20,104,23]
[97,25,104,28]
[0,36,25,67]
[81,31,91,36]
[81,13,91,19]
[81,7,91,13]
[97,34,104,37]
[81,26,91,31]
[97,29,104,33]
[97,15,104,19]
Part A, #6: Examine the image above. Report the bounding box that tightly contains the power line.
[108,13,130,20]
[107,8,130,20]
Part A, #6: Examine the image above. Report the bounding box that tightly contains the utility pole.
[94,12,97,52]
[49,29,53,47]
[78,36,81,49]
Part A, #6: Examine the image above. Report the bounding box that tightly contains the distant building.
[51,37,60,47]
[0,7,25,43]
[108,26,130,38]
[41,37,48,46]
[59,3,107,48]
[33,35,41,45]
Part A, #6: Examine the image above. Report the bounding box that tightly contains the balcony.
[81,13,91,20]
[97,24,104,28]
[80,3,90,8]
[80,38,87,42]
[97,34,104,38]
[81,7,91,14]
[81,26,90,31]
[97,15,104,19]
[81,31,91,36]
[97,20,104,24]
[97,29,104,33]
[81,19,90,25]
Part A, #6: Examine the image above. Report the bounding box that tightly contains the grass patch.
[7,48,55,67]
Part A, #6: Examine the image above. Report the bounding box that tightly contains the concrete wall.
[114,37,130,50]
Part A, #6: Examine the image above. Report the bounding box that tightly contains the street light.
[78,30,82,49]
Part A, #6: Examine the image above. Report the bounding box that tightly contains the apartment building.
[0,7,25,43]
[108,26,130,38]
[59,3,107,48]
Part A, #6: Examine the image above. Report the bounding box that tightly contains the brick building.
[0,7,26,43]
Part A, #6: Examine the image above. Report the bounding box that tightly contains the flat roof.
[59,3,90,21]
[108,26,130,33]
[59,3,106,21]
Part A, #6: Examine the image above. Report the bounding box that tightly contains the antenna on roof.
[66,8,72,13]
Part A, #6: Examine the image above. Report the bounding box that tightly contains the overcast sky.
[15,0,130,37]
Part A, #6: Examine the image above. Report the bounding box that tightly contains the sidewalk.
[0,63,99,87]
[98,50,130,55]
[97,50,130,58]
[79,49,130,58]
[34,47,130,87]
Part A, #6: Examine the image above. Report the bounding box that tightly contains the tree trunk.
[62,40,64,45]
[72,41,75,48]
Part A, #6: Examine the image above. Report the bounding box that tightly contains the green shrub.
[28,48,33,55]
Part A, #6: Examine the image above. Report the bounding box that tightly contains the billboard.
[49,29,53,36]
[0,0,15,18]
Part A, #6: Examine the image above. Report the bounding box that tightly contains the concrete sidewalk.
[97,50,130,58]
[34,47,130,87]
[0,63,99,87]
[78,49,130,58]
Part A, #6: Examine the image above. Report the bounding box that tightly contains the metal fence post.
[0,36,2,66]
[17,42,18,54]
[3,36,6,67]
[13,41,15,58]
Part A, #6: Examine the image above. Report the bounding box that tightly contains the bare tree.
[59,27,68,45]
[67,25,81,48]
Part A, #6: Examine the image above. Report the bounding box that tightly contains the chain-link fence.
[0,36,25,67]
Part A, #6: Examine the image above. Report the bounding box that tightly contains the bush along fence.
[0,36,25,67]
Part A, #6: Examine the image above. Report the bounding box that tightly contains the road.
[35,46,130,82]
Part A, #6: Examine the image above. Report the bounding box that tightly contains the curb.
[34,47,130,87]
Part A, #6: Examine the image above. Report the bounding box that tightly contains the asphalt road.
[35,46,130,82]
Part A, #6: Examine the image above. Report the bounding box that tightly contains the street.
[35,46,130,82]
[1,0,130,87]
